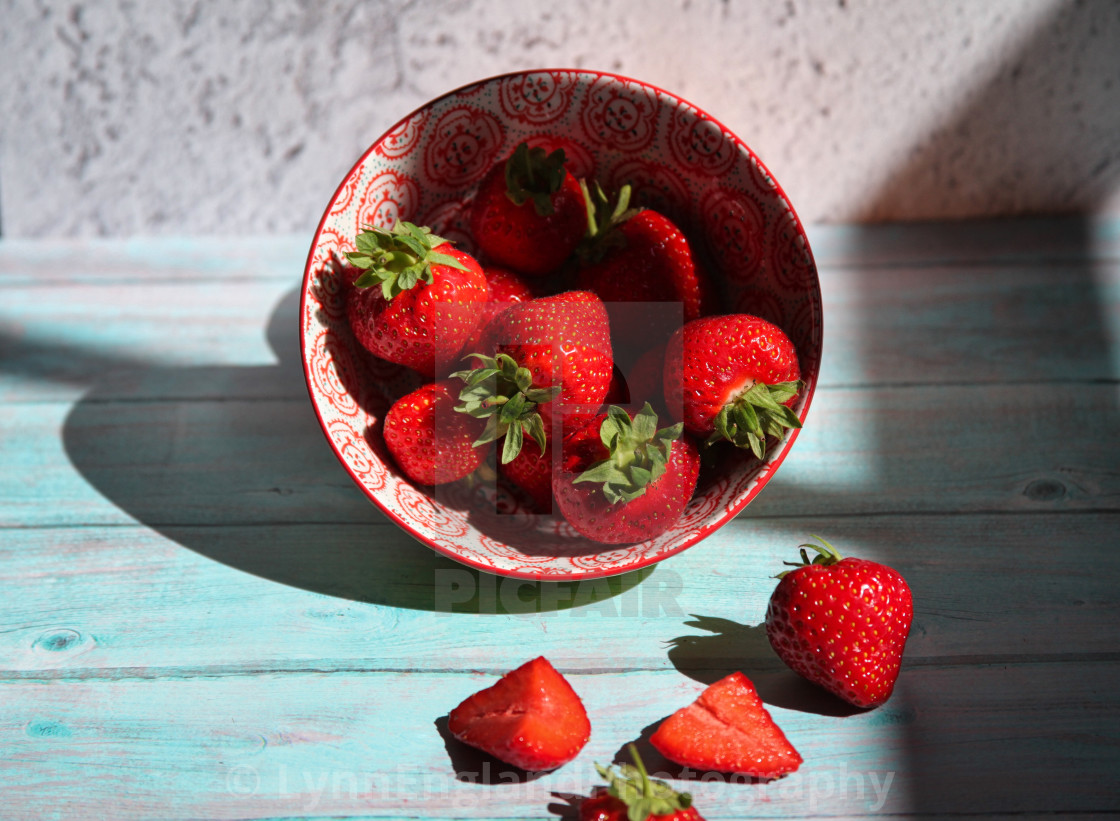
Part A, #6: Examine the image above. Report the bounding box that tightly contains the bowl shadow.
[58,284,641,612]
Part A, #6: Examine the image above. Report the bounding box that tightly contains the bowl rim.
[299,67,823,580]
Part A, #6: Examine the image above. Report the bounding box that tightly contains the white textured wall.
[1,0,1118,237]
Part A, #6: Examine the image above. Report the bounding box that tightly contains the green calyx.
[504,142,569,217]
[594,744,693,821]
[576,180,642,265]
[451,353,561,465]
[775,534,843,579]
[574,403,682,505]
[709,380,804,460]
[345,221,468,300]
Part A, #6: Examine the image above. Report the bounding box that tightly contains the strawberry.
[581,745,703,821]
[468,141,586,277]
[604,363,630,405]
[461,265,536,355]
[500,440,554,513]
[626,344,670,416]
[553,404,700,544]
[765,536,914,708]
[649,672,802,779]
[447,656,590,771]
[382,379,487,486]
[576,183,711,341]
[453,291,613,462]
[663,314,802,460]
[345,221,489,377]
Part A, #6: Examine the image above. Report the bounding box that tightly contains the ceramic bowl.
[300,69,822,580]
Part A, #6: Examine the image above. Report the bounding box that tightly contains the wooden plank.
[816,259,1120,387]
[2,378,1116,529]
[2,511,1117,676]
[4,232,1118,405]
[0,279,305,403]
[807,215,1120,268]
[0,236,310,285]
[1,662,1117,819]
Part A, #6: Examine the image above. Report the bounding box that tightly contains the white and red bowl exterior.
[301,69,822,580]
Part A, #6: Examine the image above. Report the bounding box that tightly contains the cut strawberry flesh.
[448,656,590,771]
[650,672,802,779]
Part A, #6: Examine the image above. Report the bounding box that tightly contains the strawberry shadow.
[545,792,583,821]
[432,715,549,785]
[666,614,865,717]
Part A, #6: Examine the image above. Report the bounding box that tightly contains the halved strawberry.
[664,314,802,460]
[468,141,586,277]
[650,672,802,779]
[345,221,489,376]
[553,404,700,544]
[448,656,590,771]
[382,379,487,486]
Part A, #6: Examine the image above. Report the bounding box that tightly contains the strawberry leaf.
[504,142,568,217]
[593,745,692,821]
[452,353,560,463]
[502,421,524,465]
[776,534,843,578]
[710,380,804,458]
[576,180,642,266]
[574,403,681,505]
[524,414,547,455]
[348,221,467,300]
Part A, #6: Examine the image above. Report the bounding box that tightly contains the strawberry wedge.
[650,672,802,779]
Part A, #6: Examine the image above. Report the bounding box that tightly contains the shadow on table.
[55,284,648,613]
[665,614,864,717]
[798,2,1120,813]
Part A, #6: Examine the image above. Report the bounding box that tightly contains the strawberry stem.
[592,745,693,819]
[775,535,843,578]
[504,142,569,217]
[451,353,560,464]
[708,379,804,459]
[628,744,654,799]
[345,221,467,301]
[573,403,682,505]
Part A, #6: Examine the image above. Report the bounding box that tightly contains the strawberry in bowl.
[300,69,822,580]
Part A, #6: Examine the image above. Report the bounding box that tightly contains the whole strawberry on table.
[766,536,914,708]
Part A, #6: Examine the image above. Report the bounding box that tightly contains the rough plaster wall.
[1,0,1118,237]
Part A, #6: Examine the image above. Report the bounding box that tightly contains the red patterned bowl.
[300,69,822,580]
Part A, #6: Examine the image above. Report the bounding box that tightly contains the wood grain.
[2,663,1117,819]
[2,219,1118,819]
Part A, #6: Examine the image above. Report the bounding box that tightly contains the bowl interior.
[301,69,822,580]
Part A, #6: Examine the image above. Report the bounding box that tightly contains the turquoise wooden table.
[2,217,1119,819]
